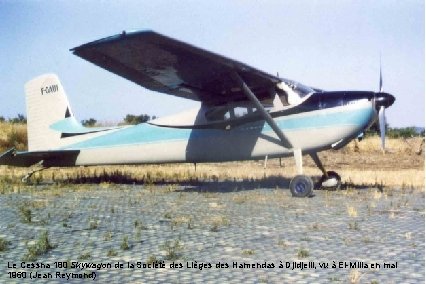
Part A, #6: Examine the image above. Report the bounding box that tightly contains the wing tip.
[70,29,157,52]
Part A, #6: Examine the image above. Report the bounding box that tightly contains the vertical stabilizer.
[25,74,73,151]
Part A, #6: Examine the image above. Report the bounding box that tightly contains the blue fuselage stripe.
[63,106,374,150]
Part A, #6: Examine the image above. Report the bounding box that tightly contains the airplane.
[0,30,395,197]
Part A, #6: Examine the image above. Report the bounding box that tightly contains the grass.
[160,239,183,261]
[0,237,11,252]
[347,206,358,217]
[88,218,99,230]
[22,231,55,261]
[18,205,32,223]
[301,236,312,242]
[78,252,91,260]
[107,249,118,257]
[233,195,248,204]
[0,135,423,189]
[329,276,341,282]
[134,219,147,229]
[0,122,27,151]
[146,255,158,264]
[171,215,192,230]
[349,269,363,284]
[1,164,424,193]
[242,249,255,256]
[120,236,130,250]
[297,248,309,258]
[134,227,142,242]
[104,231,113,241]
[348,221,360,230]
[362,237,373,244]
[209,216,230,232]
[277,240,289,249]
[88,220,98,230]
[311,223,320,230]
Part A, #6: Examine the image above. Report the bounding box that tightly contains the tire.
[290,175,314,198]
[319,171,342,190]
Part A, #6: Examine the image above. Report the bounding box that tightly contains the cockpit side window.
[205,104,257,122]
[205,106,228,121]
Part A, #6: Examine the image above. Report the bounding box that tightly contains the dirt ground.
[0,183,424,283]
[0,137,424,283]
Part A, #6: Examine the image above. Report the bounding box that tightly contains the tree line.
[81,114,157,127]
[0,114,27,124]
[0,113,156,127]
[365,120,424,138]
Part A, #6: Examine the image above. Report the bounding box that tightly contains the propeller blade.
[379,56,383,92]
[379,106,386,150]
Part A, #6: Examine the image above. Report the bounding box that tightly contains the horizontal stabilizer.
[0,148,80,167]
[50,117,122,135]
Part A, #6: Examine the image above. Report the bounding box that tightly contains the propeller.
[379,105,386,150]
[378,61,386,151]
[379,59,383,92]
[369,57,395,152]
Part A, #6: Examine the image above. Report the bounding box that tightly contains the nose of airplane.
[374,92,395,109]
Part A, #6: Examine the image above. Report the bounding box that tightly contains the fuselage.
[56,91,391,166]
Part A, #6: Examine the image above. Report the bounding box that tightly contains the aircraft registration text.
[41,85,59,95]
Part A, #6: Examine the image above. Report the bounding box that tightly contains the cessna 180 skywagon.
[0,30,395,197]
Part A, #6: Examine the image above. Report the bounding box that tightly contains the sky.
[0,0,424,127]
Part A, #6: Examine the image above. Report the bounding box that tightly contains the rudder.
[25,74,74,151]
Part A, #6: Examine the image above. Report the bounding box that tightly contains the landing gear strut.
[310,153,341,190]
[233,72,331,197]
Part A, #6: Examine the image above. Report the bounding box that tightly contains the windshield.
[275,79,315,106]
[281,79,315,97]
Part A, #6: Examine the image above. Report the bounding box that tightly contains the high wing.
[71,30,281,106]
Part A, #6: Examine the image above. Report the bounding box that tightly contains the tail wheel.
[319,171,342,190]
[290,175,314,198]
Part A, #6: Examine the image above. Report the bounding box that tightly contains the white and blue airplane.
[0,30,395,197]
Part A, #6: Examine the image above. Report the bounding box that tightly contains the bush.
[9,114,26,124]
[123,114,152,125]
[160,239,183,260]
[365,121,423,139]
[387,127,422,138]
[81,118,97,127]
[0,237,11,252]
[23,231,54,261]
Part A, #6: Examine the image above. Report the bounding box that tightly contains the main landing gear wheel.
[319,171,342,190]
[290,175,314,198]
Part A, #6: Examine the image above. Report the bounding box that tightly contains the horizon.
[1,114,424,131]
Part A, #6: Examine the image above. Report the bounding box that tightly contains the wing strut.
[232,72,292,148]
